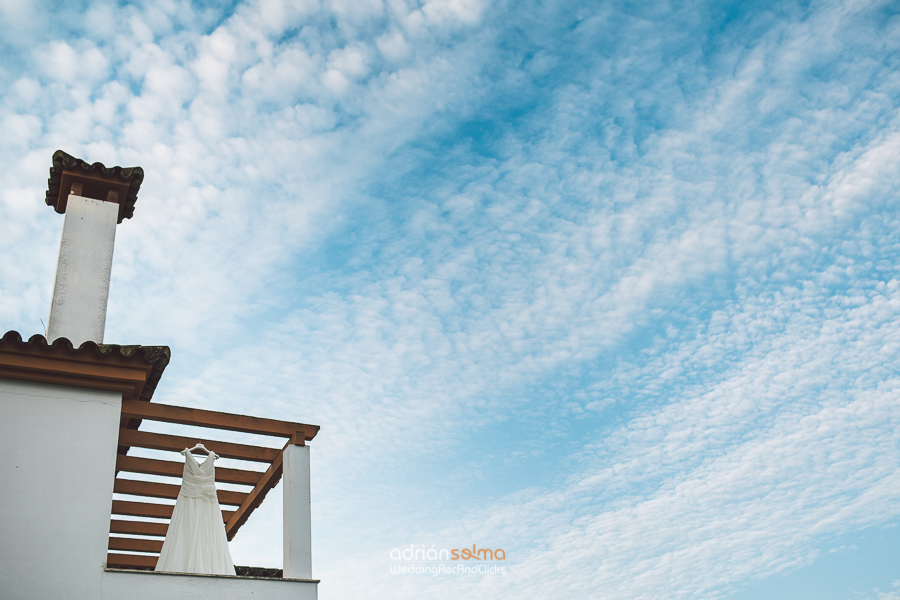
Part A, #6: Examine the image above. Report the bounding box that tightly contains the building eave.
[0,330,169,403]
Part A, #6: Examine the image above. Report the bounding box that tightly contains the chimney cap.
[45,150,144,223]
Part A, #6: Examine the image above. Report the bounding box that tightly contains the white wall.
[0,379,122,600]
[100,570,318,600]
[283,444,313,579]
[47,194,119,346]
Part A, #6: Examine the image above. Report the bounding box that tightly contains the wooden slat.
[111,500,234,522]
[114,478,180,501]
[114,478,248,506]
[121,399,319,440]
[107,553,157,570]
[109,520,168,537]
[118,429,280,463]
[116,455,263,486]
[226,445,285,540]
[111,500,173,519]
[109,537,163,553]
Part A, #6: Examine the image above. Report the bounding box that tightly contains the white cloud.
[0,113,42,146]
[327,0,384,24]
[328,45,370,79]
[421,0,483,25]
[36,41,109,84]
[242,46,320,103]
[376,29,410,62]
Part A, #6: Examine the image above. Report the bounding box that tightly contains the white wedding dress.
[155,450,236,575]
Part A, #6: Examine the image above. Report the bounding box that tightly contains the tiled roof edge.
[1,330,168,364]
[0,330,170,402]
[45,150,144,222]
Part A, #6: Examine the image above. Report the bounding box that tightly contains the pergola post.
[283,440,312,579]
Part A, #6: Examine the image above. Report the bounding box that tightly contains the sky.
[1,0,899,598]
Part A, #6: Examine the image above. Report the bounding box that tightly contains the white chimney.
[44,151,143,347]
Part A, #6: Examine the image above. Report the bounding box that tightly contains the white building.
[0,151,319,599]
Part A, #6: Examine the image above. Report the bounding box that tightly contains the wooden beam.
[108,537,163,553]
[114,478,180,501]
[118,429,280,463]
[109,520,168,537]
[111,500,173,519]
[116,455,263,486]
[111,500,234,522]
[121,399,319,440]
[225,445,285,541]
[107,553,157,570]
[0,351,151,400]
[114,478,248,506]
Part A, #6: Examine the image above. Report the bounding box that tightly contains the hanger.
[181,442,216,458]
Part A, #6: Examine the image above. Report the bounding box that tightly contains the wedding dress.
[155,449,236,575]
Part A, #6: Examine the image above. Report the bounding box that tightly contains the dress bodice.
[179,451,218,499]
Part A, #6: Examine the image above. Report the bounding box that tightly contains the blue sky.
[2,0,900,598]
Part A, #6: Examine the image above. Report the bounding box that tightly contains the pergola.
[110,400,318,569]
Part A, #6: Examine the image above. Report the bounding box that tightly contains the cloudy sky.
[2,0,900,598]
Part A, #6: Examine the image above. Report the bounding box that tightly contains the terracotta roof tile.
[0,330,169,403]
[45,150,144,223]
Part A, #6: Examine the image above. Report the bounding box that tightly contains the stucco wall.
[0,378,122,600]
[284,444,313,579]
[100,569,318,600]
[46,194,120,347]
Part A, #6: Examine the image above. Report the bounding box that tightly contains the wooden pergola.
[109,400,319,570]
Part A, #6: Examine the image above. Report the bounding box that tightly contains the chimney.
[44,150,144,347]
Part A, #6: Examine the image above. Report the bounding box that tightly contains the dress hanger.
[181,442,216,458]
